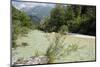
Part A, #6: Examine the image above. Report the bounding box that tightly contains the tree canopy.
[40,5,96,36]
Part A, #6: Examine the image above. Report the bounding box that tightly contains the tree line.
[12,6,37,48]
[39,4,96,36]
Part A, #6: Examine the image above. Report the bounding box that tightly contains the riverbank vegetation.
[12,2,96,65]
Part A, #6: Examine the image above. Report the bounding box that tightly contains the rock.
[37,56,49,64]
[26,56,49,64]
[52,32,55,35]
[13,56,49,65]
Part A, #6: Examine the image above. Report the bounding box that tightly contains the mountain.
[21,5,54,22]
[12,1,55,22]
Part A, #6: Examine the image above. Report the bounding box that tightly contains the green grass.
[12,30,95,64]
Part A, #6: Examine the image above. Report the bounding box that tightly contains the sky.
[12,0,55,10]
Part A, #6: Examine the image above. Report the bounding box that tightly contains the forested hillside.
[21,5,54,22]
[12,6,37,48]
[40,5,96,36]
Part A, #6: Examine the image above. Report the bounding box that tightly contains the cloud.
[12,1,38,9]
[12,1,55,10]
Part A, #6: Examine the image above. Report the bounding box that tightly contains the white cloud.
[12,1,38,9]
[12,1,55,10]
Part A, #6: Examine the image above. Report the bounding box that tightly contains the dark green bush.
[21,42,28,46]
[59,25,69,34]
[12,40,18,48]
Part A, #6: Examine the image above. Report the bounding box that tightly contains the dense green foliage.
[12,6,36,48]
[40,5,65,32]
[59,25,69,34]
[40,5,96,36]
[67,5,96,35]
[12,4,96,48]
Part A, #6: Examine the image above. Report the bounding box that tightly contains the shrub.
[34,50,40,57]
[21,42,28,47]
[21,27,29,34]
[12,41,18,48]
[45,34,67,63]
[66,44,79,55]
[45,34,80,63]
[59,25,69,34]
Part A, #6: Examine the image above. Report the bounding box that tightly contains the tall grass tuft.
[66,44,79,55]
[21,42,28,47]
[34,49,40,57]
[45,33,79,63]
[45,33,67,63]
